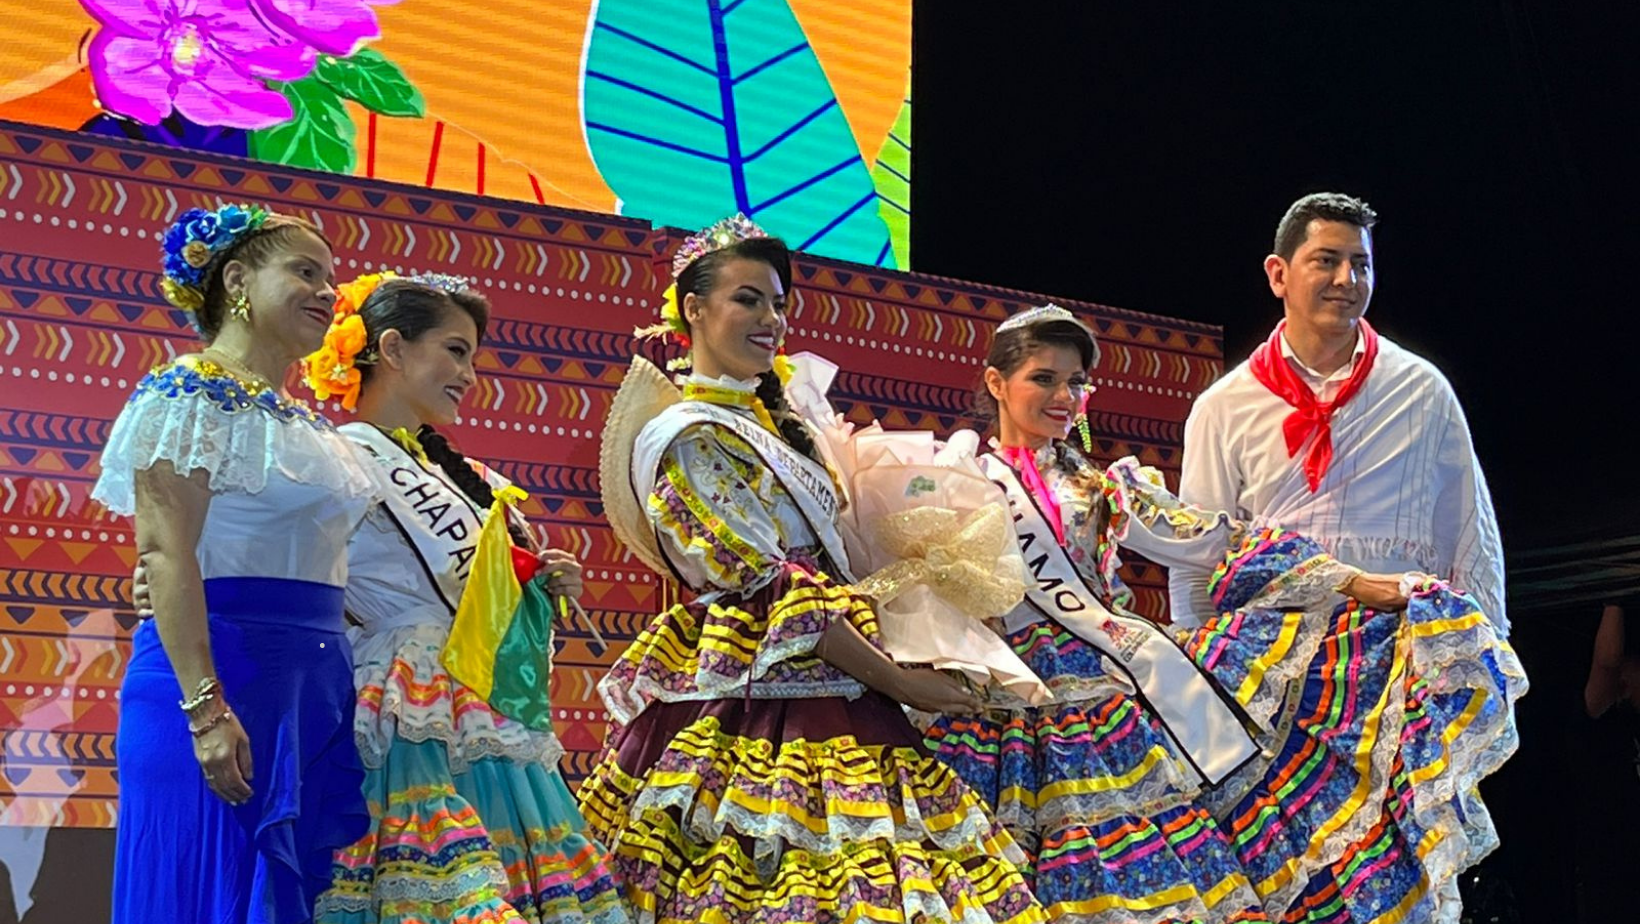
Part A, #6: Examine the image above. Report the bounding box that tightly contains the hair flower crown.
[159,203,270,320]
[303,272,395,411]
[636,213,774,373]
[302,272,478,410]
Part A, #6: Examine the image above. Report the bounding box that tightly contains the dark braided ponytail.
[755,369,820,463]
[417,426,531,547]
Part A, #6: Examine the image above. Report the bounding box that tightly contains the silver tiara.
[997,303,1080,332]
[406,272,475,294]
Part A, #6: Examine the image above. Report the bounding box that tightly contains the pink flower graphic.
[251,0,401,57]
[81,0,318,129]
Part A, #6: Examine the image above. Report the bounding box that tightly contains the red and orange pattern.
[0,120,1222,830]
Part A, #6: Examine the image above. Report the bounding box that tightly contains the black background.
[912,4,1639,918]
[913,0,1639,555]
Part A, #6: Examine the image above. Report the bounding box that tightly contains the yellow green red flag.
[440,486,557,731]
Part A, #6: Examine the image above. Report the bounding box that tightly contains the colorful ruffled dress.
[923,445,1525,924]
[1135,462,1526,924]
[315,423,626,924]
[579,370,1045,924]
[93,357,378,924]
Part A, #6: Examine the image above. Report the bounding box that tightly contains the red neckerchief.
[1246,319,1380,492]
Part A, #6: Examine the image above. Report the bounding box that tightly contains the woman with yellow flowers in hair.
[579,215,1046,924]
[300,274,628,924]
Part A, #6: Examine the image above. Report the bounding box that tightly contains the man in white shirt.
[1169,192,1506,631]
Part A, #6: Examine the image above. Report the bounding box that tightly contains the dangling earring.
[1075,386,1094,453]
[229,291,251,323]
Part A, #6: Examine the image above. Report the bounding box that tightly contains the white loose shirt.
[1169,332,1506,633]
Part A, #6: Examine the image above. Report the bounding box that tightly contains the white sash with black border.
[983,452,1257,784]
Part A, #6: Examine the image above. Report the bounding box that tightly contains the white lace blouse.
[90,358,377,588]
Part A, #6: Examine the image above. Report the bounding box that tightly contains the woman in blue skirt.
[93,203,379,923]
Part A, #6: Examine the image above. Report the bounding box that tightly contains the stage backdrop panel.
[0,0,913,270]
[0,121,1223,837]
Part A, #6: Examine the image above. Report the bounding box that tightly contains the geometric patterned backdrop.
[0,118,1223,832]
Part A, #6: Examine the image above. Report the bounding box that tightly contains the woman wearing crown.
[294,273,628,924]
[921,306,1525,923]
[94,204,379,923]
[580,216,1047,924]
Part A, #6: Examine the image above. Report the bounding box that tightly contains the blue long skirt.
[112,577,369,924]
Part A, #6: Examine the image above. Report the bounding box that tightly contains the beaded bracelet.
[189,707,235,738]
[179,677,222,715]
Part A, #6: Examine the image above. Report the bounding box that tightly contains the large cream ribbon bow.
[852,502,1026,621]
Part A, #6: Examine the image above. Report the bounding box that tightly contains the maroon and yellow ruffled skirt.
[579,691,1046,924]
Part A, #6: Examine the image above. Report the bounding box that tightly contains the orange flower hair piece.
[303,271,396,410]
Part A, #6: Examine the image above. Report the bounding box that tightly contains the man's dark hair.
[1273,192,1379,260]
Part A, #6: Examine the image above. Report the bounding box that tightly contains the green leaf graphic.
[871,78,911,269]
[316,48,426,118]
[582,0,895,268]
[248,77,357,173]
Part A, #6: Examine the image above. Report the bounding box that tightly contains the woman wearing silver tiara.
[579,215,1047,924]
[922,305,1525,923]
[94,204,377,924]
[299,273,628,924]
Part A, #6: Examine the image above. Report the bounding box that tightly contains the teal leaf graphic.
[315,48,426,118]
[871,78,910,269]
[583,0,895,268]
[248,76,356,173]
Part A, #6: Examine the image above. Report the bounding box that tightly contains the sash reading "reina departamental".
[632,402,856,585]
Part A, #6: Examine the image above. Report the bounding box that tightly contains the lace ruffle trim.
[93,363,374,514]
[353,625,565,774]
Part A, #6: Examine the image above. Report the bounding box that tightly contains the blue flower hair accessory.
[159,203,271,315]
